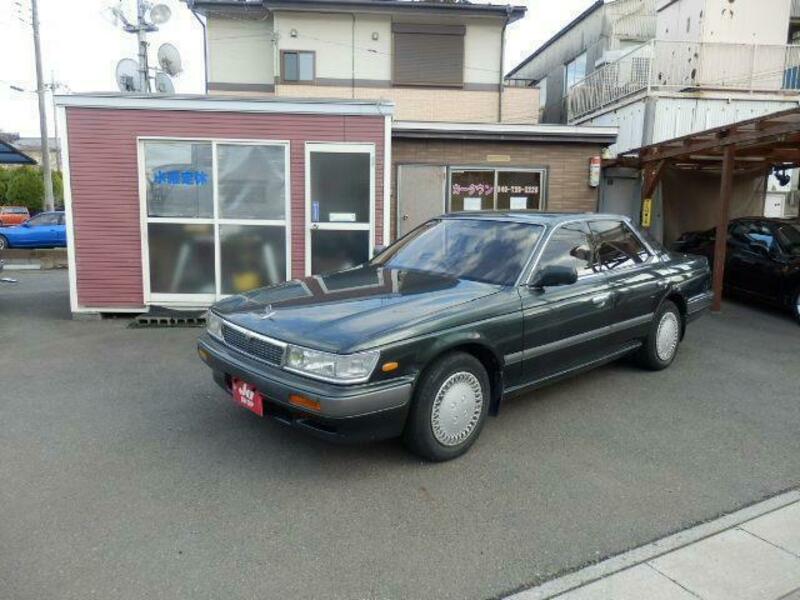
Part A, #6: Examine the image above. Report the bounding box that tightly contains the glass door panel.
[311,229,370,274]
[219,224,287,294]
[307,145,373,275]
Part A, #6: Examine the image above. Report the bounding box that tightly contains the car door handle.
[591,293,612,306]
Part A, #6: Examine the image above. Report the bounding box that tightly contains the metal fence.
[567,40,800,122]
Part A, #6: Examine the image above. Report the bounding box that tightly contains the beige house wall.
[273,84,539,123]
[207,16,275,88]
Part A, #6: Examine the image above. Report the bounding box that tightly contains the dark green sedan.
[198,213,712,461]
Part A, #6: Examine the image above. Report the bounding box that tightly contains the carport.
[609,108,800,312]
[0,139,35,165]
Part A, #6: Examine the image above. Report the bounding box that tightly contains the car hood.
[211,266,503,352]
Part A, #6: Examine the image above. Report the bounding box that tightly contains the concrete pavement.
[509,491,800,600]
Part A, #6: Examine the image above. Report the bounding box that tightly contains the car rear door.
[588,219,663,350]
[518,221,615,384]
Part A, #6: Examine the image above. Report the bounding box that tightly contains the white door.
[305,143,375,275]
[397,165,446,237]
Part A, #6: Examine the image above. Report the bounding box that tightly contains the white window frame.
[138,136,292,306]
[304,142,375,276]
[447,166,549,212]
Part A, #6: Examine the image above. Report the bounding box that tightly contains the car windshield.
[372,219,543,285]
[776,223,800,256]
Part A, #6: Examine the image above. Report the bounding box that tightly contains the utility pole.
[30,0,55,212]
[136,0,151,92]
[47,72,63,171]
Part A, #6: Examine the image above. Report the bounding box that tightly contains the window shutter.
[392,24,465,87]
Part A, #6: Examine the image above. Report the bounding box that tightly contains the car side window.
[536,223,597,279]
[590,220,649,271]
[30,214,58,226]
[743,223,778,254]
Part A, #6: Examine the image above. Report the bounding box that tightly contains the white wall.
[207,16,274,85]
[658,0,791,45]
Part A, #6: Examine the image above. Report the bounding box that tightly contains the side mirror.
[372,244,386,258]
[530,265,578,289]
[22,220,31,228]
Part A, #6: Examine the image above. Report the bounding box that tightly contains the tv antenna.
[107,1,179,94]
[157,43,183,76]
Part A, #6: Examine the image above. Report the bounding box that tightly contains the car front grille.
[221,323,285,366]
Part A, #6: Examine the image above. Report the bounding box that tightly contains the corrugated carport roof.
[0,140,36,165]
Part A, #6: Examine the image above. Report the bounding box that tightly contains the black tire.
[791,287,800,325]
[636,300,682,371]
[403,352,490,462]
[0,236,7,251]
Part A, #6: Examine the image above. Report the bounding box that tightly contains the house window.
[564,52,588,93]
[282,50,315,82]
[142,139,291,301]
[449,168,546,212]
[392,23,465,87]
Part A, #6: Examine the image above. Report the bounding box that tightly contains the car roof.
[439,211,631,227]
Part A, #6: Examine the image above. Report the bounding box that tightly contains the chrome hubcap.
[431,371,483,446]
[655,312,680,362]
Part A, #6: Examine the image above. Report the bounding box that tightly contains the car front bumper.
[197,333,413,443]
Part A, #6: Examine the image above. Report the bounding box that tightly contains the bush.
[2,167,63,211]
[0,168,12,203]
[6,167,44,211]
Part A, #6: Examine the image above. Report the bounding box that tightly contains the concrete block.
[741,501,800,557]
[649,528,800,600]
[554,565,696,600]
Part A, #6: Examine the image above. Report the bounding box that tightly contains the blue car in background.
[0,211,67,250]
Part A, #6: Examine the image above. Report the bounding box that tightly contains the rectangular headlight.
[285,345,379,384]
[206,311,223,340]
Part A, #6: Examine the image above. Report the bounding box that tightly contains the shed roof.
[0,139,36,165]
[392,120,618,144]
[55,93,394,117]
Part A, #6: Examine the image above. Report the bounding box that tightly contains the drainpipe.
[498,6,512,122]
[351,13,356,99]
[188,1,209,94]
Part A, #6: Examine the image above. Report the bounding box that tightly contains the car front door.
[727,221,783,301]
[519,221,614,384]
[589,219,663,350]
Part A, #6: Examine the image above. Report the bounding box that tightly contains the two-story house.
[191,0,533,123]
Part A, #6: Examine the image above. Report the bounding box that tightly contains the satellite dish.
[157,43,182,76]
[115,58,142,93]
[155,72,175,94]
[149,3,172,25]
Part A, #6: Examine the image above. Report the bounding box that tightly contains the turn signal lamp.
[381,361,399,373]
[289,394,321,412]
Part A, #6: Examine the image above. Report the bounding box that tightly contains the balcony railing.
[567,40,800,122]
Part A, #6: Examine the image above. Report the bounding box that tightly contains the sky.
[0,0,595,138]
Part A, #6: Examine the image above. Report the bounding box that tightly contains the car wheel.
[403,352,490,462]
[0,236,8,250]
[636,300,682,371]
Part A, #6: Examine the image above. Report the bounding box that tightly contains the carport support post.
[712,145,735,312]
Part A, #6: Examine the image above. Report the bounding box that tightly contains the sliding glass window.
[448,168,546,213]
[142,139,290,303]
